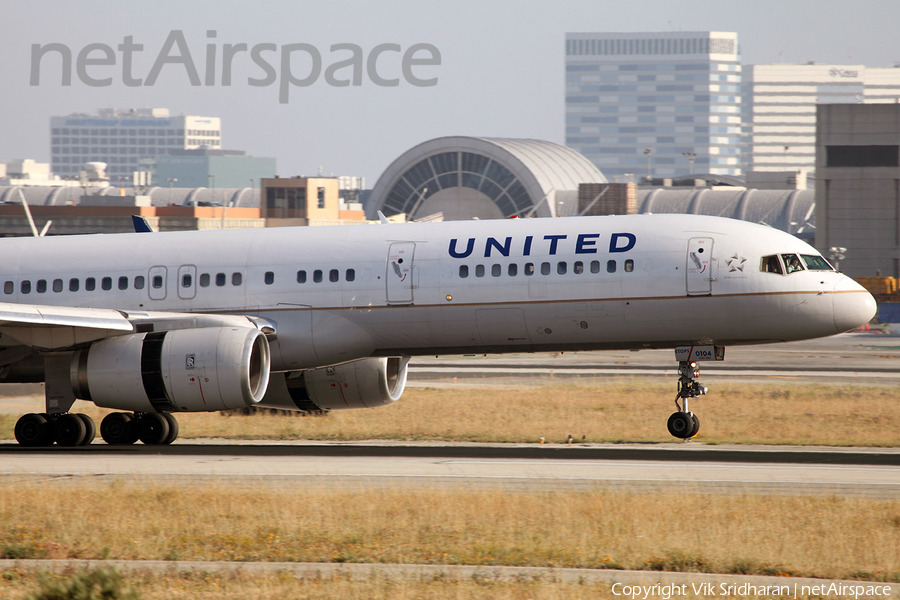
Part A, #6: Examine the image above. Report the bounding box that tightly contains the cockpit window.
[760,255,783,274]
[801,255,834,271]
[782,253,805,274]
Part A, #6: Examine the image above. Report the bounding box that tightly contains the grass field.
[3,379,897,446]
[0,481,898,584]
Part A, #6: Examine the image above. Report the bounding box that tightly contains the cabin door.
[386,242,416,304]
[686,237,715,296]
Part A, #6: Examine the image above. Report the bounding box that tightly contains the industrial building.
[565,31,742,179]
[815,103,900,278]
[50,108,221,179]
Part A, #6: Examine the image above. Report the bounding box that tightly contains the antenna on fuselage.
[377,210,390,224]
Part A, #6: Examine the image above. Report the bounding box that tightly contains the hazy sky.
[2,0,898,185]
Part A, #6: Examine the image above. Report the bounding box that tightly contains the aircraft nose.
[833,277,877,333]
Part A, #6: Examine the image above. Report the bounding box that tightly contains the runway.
[2,442,899,498]
[407,332,900,383]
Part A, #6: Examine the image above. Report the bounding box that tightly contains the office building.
[565,31,742,179]
[50,108,221,181]
[742,64,900,174]
[147,148,276,190]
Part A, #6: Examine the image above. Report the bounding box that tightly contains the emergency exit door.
[386,242,416,304]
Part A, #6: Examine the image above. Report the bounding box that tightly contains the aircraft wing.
[0,302,276,350]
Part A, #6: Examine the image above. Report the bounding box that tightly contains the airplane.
[0,213,876,447]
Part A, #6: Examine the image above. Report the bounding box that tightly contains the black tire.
[76,414,96,445]
[54,413,87,447]
[137,413,170,445]
[15,413,52,447]
[161,413,179,445]
[689,413,700,438]
[101,413,138,445]
[667,412,694,439]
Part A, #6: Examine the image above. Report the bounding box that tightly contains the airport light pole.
[682,152,696,174]
[644,147,653,180]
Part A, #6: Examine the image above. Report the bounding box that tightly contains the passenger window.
[101,277,112,291]
[801,255,833,271]
[574,261,583,274]
[346,269,355,282]
[557,262,567,275]
[524,263,534,276]
[624,259,634,273]
[37,279,48,293]
[475,265,485,278]
[69,278,79,292]
[541,262,551,276]
[199,274,210,287]
[782,254,804,274]
[21,280,31,294]
[329,269,339,283]
[508,264,518,277]
[134,276,145,290]
[216,273,226,286]
[297,270,307,284]
[459,265,469,278]
[313,270,323,283]
[153,275,164,289]
[182,274,192,288]
[54,279,64,292]
[607,260,616,273]
[265,271,274,285]
[590,260,600,274]
[3,281,12,295]
[118,276,128,290]
[84,278,94,292]
[232,273,242,286]
[491,264,501,277]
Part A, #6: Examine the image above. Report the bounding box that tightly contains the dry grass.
[2,379,900,446]
[1,481,899,583]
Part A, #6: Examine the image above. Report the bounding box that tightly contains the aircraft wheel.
[15,413,53,447]
[161,413,179,445]
[76,414,96,445]
[101,413,137,445]
[54,414,87,447]
[689,413,700,438]
[667,412,694,439]
[137,413,170,445]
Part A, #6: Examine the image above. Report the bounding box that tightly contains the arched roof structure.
[367,136,606,220]
[638,188,815,240]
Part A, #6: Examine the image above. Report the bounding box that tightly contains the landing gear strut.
[667,346,724,439]
[667,361,705,439]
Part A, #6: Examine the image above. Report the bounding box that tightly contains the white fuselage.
[0,214,876,375]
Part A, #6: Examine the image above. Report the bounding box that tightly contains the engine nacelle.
[259,356,408,412]
[71,327,270,412]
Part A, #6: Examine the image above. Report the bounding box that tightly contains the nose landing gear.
[667,346,723,440]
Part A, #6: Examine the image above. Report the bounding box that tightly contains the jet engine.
[71,327,270,412]
[259,356,409,412]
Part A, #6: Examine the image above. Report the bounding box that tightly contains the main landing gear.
[666,345,724,440]
[14,412,179,447]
